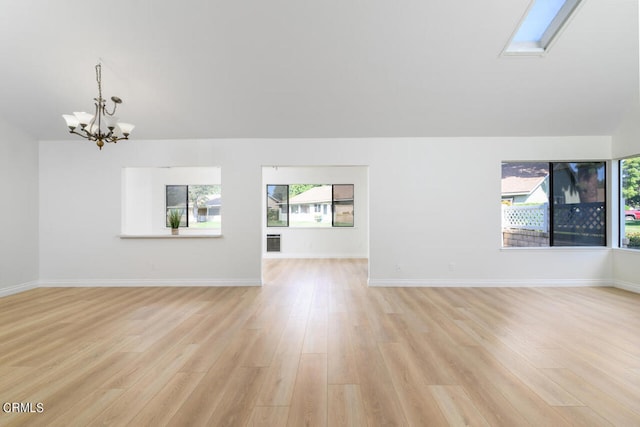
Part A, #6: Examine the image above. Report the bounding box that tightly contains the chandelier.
[62,63,134,150]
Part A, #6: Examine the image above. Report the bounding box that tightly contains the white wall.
[612,101,640,293]
[610,6,640,292]
[366,136,613,286]
[261,166,368,258]
[612,102,640,160]
[39,136,614,287]
[0,119,39,296]
[39,139,260,286]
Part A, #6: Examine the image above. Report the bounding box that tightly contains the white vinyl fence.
[502,203,548,232]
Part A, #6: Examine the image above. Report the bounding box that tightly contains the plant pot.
[171,228,179,236]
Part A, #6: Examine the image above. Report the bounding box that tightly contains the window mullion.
[549,162,555,246]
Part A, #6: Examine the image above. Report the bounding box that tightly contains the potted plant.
[168,209,182,235]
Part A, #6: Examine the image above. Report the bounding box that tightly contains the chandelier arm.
[87,101,100,135]
[68,129,91,140]
[105,102,119,117]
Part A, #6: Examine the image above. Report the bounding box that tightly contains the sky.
[513,0,566,42]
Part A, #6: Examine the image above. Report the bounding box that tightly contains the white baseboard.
[368,278,612,288]
[0,281,39,297]
[38,278,262,287]
[263,253,367,259]
[613,280,640,294]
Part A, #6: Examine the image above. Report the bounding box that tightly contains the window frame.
[503,0,583,55]
[165,184,222,230]
[166,185,189,228]
[549,162,607,247]
[266,184,290,227]
[501,161,607,248]
[332,184,355,228]
[619,155,640,250]
[266,183,355,228]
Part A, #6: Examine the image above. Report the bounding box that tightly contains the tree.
[576,163,601,203]
[189,185,221,217]
[622,157,640,208]
[289,184,320,197]
[268,185,288,202]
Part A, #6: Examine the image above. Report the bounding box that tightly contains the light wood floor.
[1,259,640,426]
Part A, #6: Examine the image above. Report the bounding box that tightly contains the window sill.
[120,231,222,239]
[614,247,640,253]
[266,226,358,230]
[500,246,609,251]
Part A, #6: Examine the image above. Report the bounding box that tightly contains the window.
[166,185,189,227]
[620,156,640,249]
[266,184,354,227]
[501,162,606,247]
[165,184,221,230]
[551,163,605,246]
[504,0,582,55]
[333,184,355,227]
[267,185,289,227]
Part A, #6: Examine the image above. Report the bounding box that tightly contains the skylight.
[504,0,582,55]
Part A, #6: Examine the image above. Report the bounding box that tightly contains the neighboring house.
[203,195,221,218]
[289,185,332,224]
[267,193,288,225]
[188,195,222,223]
[501,175,549,204]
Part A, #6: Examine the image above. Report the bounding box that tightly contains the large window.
[266,184,354,228]
[165,184,221,230]
[620,156,640,249]
[502,162,606,247]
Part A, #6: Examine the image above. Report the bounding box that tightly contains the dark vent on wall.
[267,234,281,252]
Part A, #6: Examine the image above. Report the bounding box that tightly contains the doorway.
[260,165,369,284]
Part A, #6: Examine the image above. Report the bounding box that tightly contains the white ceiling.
[0,0,637,141]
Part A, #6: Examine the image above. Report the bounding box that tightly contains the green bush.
[628,232,640,248]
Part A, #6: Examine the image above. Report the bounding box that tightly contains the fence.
[553,202,605,246]
[502,203,548,232]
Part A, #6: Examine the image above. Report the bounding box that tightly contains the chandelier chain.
[95,64,103,103]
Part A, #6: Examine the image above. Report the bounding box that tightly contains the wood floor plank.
[86,344,200,426]
[328,312,360,384]
[302,310,328,354]
[286,353,328,427]
[256,313,307,406]
[1,351,139,427]
[542,368,640,426]
[378,341,449,426]
[454,314,584,406]
[328,384,367,427]
[248,406,290,427]
[206,366,267,427]
[126,372,206,427]
[430,385,491,427]
[351,324,410,426]
[553,406,616,427]
[383,313,458,385]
